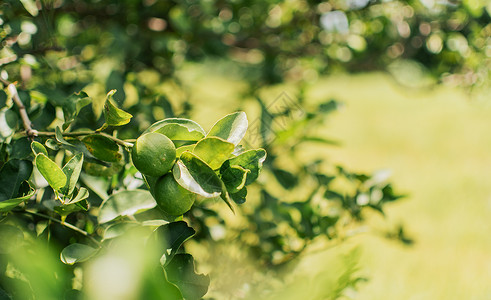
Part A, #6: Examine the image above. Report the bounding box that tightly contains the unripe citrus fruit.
[131,132,176,177]
[154,174,196,216]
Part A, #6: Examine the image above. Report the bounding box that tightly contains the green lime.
[153,174,196,216]
[131,132,176,177]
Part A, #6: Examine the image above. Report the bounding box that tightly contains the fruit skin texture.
[131,132,176,177]
[154,174,196,216]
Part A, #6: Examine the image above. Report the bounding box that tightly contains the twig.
[24,210,101,247]
[21,130,134,148]
[1,78,39,139]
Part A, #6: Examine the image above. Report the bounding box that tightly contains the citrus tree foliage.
[0,0,443,298]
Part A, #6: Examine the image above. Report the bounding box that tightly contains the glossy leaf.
[82,135,121,162]
[227,149,267,185]
[193,137,234,169]
[35,153,67,191]
[148,221,196,266]
[207,111,248,145]
[98,189,156,223]
[144,118,206,136]
[102,90,133,126]
[61,153,84,195]
[0,159,33,201]
[60,243,99,265]
[164,253,210,300]
[55,126,73,146]
[67,187,89,204]
[176,145,195,157]
[155,123,205,146]
[172,152,222,198]
[31,141,48,156]
[220,162,250,194]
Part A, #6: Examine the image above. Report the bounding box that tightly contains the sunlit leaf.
[61,153,84,195]
[82,135,121,162]
[172,152,222,198]
[144,118,206,147]
[98,189,156,223]
[31,141,48,156]
[35,153,67,191]
[102,90,133,126]
[207,111,248,145]
[193,137,234,169]
[60,243,99,265]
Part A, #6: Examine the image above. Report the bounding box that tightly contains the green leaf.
[103,222,139,240]
[0,159,33,201]
[230,187,247,204]
[67,187,89,204]
[0,181,35,212]
[35,153,67,192]
[82,135,121,162]
[148,221,196,266]
[60,243,99,265]
[54,199,88,218]
[0,287,12,300]
[31,141,48,156]
[61,153,84,195]
[98,189,156,223]
[164,253,210,300]
[10,137,31,159]
[193,137,235,169]
[57,138,109,166]
[144,118,206,147]
[272,168,298,189]
[172,152,223,198]
[62,92,92,130]
[102,90,132,127]
[144,118,206,136]
[207,111,248,145]
[55,126,73,146]
[227,149,267,185]
[0,224,24,254]
[45,139,60,150]
[176,145,195,157]
[220,162,250,194]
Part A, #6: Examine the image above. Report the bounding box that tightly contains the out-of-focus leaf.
[0,108,18,141]
[0,224,24,254]
[98,189,156,223]
[54,199,88,218]
[82,135,121,162]
[61,153,84,195]
[35,153,67,191]
[0,287,11,300]
[164,253,210,300]
[60,243,99,265]
[172,152,223,198]
[193,137,234,169]
[0,159,33,201]
[230,187,247,204]
[0,181,35,212]
[102,90,132,127]
[207,111,248,145]
[10,138,31,159]
[272,168,298,189]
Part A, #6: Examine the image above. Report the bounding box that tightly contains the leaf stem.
[23,130,134,148]
[23,210,101,247]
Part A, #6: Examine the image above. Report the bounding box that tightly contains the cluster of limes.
[131,132,195,216]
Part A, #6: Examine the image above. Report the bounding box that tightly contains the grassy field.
[179,66,491,299]
[307,73,491,299]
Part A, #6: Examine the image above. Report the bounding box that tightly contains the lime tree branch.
[23,210,101,247]
[23,130,134,148]
[1,78,38,138]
